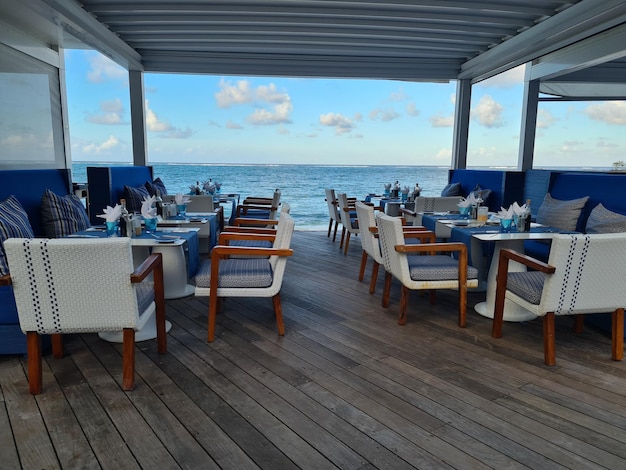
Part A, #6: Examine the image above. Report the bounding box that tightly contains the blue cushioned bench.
[448,169,525,212]
[0,169,71,354]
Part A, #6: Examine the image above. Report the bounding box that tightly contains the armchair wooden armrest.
[399,207,417,218]
[0,273,12,286]
[212,246,293,260]
[236,204,279,217]
[223,226,277,234]
[492,248,556,338]
[218,232,276,245]
[130,252,166,354]
[401,230,435,243]
[232,217,280,227]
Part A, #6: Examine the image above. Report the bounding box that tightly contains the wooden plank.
[0,357,59,469]
[0,360,26,469]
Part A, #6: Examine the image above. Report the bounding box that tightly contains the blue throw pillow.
[0,196,34,276]
[145,177,168,198]
[124,185,150,213]
[441,182,462,197]
[41,189,91,238]
[469,184,492,204]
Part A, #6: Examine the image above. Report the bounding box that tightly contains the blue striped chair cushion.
[195,258,273,288]
[41,189,91,238]
[408,255,478,281]
[506,271,545,305]
[0,196,34,276]
[135,281,155,314]
[230,239,273,249]
[124,185,150,213]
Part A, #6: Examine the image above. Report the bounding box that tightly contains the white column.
[518,75,540,171]
[129,70,148,166]
[451,79,472,169]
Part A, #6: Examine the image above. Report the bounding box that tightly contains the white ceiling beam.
[459,0,626,82]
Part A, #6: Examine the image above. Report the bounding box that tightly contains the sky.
[64,49,625,168]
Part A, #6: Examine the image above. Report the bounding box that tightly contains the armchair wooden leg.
[332,221,338,242]
[27,332,42,395]
[208,294,219,342]
[382,272,392,308]
[492,254,510,338]
[573,315,584,334]
[327,218,333,238]
[359,251,368,282]
[339,227,346,249]
[51,334,64,358]
[458,284,467,328]
[369,262,379,295]
[612,308,624,361]
[543,312,556,366]
[273,294,285,336]
[343,232,351,255]
[122,328,136,390]
[398,285,409,325]
[429,290,437,305]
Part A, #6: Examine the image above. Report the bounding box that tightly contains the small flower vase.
[105,221,119,237]
[401,192,408,202]
[176,204,187,217]
[459,206,470,219]
[144,216,157,233]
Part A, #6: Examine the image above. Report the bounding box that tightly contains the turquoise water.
[72,163,451,230]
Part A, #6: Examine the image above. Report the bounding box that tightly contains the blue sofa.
[0,169,71,354]
[448,169,525,212]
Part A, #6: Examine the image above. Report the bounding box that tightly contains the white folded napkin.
[510,201,528,216]
[96,204,122,223]
[458,197,472,208]
[141,195,157,219]
[174,193,190,205]
[496,206,514,219]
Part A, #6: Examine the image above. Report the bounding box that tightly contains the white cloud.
[87,98,125,125]
[389,88,409,102]
[369,108,401,122]
[82,135,120,153]
[145,100,194,138]
[215,79,254,108]
[477,65,525,89]
[319,112,355,135]
[434,148,451,161]
[429,114,454,128]
[584,101,626,125]
[406,103,419,117]
[246,98,293,125]
[536,109,556,129]
[86,53,127,83]
[226,120,243,129]
[472,95,504,128]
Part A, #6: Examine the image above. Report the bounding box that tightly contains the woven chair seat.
[230,239,273,249]
[136,281,155,313]
[408,255,478,281]
[195,258,273,288]
[506,271,546,305]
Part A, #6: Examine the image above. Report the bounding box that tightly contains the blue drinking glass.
[105,221,119,237]
[500,218,513,233]
[144,216,157,233]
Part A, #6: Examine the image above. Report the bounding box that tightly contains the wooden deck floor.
[2,230,626,469]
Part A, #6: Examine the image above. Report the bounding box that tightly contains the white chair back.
[538,233,626,315]
[355,201,383,264]
[376,213,410,281]
[5,238,145,333]
[411,197,462,225]
[325,188,339,222]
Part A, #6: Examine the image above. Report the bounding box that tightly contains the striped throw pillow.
[0,196,34,275]
[586,203,626,234]
[41,189,91,238]
[536,193,588,232]
[124,185,150,213]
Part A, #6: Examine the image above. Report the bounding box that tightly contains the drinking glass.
[459,206,470,219]
[105,221,119,237]
[500,218,513,233]
[144,216,157,233]
[176,204,187,217]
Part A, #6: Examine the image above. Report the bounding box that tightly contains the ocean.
[71,163,452,230]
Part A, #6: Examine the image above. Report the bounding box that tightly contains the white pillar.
[518,76,540,171]
[129,70,148,166]
[451,79,472,169]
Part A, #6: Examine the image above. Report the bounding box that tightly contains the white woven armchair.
[195,213,295,342]
[337,192,359,255]
[356,202,429,294]
[493,233,626,365]
[234,189,281,222]
[4,238,167,394]
[324,188,341,242]
[376,214,479,327]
